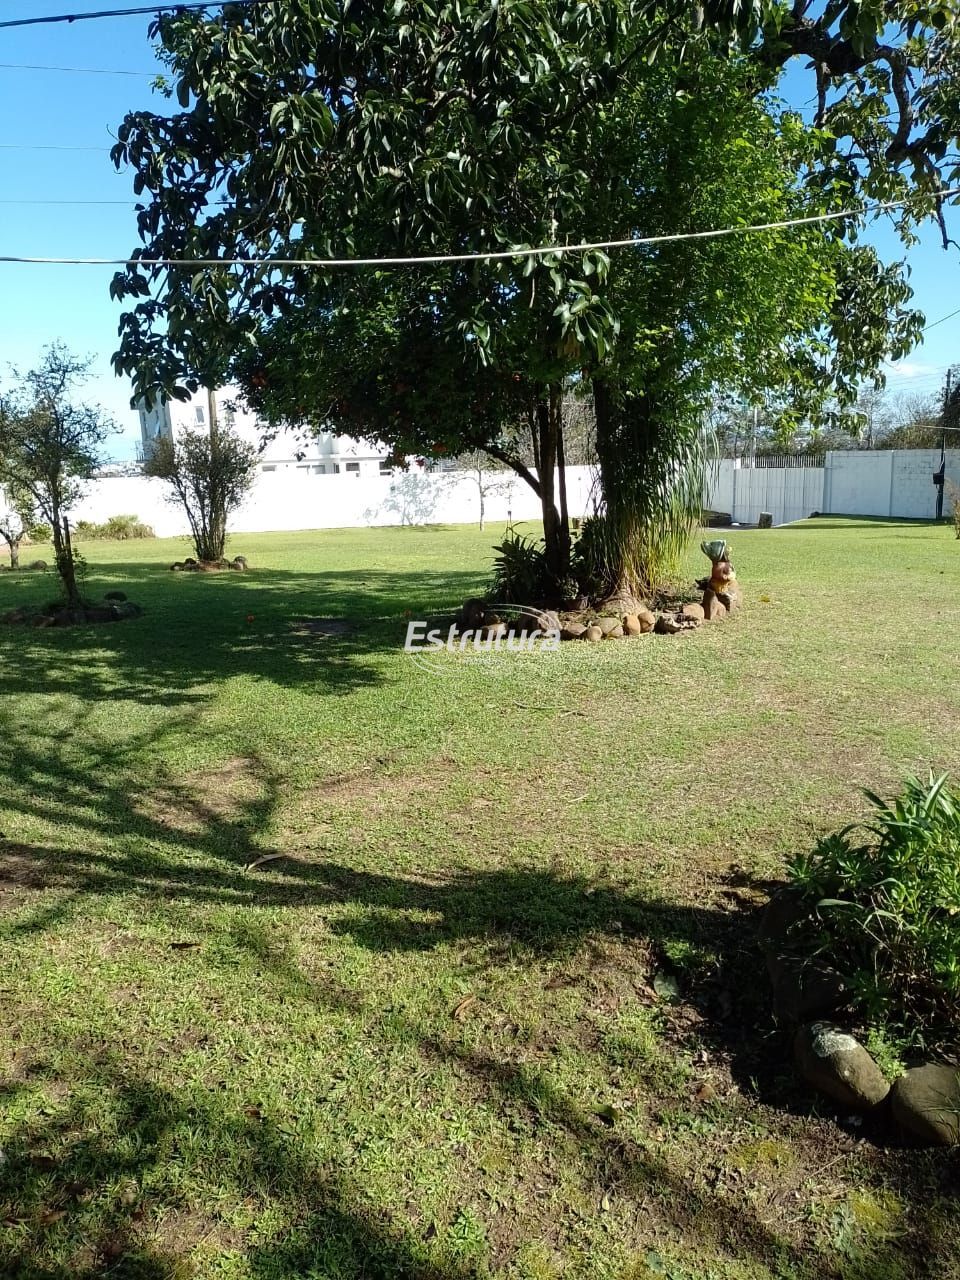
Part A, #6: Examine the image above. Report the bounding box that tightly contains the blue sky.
[0,5,958,461]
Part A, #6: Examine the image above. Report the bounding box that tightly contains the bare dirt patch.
[134,756,269,837]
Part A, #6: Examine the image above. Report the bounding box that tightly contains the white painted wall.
[823,449,960,520]
[31,464,600,540]
[3,449,952,542]
[707,460,825,526]
[706,450,959,526]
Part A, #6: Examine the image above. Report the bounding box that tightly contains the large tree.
[111,1,959,596]
[0,346,112,607]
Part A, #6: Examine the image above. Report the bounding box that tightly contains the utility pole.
[206,385,219,446]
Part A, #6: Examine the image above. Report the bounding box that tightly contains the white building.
[137,386,393,478]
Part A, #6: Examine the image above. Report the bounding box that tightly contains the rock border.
[0,596,143,627]
[170,556,249,573]
[452,585,740,648]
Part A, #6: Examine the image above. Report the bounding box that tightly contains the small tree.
[454,451,514,532]
[144,425,256,562]
[0,345,112,607]
[0,482,45,571]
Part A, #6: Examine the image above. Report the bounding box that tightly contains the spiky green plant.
[592,382,711,600]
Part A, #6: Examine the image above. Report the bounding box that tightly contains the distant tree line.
[714,368,958,458]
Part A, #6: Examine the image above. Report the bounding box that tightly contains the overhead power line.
[0,189,956,268]
[923,305,960,332]
[0,62,157,77]
[0,143,113,152]
[0,1,261,31]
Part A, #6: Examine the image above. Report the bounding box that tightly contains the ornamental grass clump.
[788,775,960,1040]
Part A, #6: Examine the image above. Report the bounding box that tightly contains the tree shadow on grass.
[0,566,481,706]
[0,1068,476,1279]
[1,718,958,1274]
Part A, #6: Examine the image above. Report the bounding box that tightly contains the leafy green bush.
[490,531,549,603]
[26,521,51,544]
[73,515,155,541]
[788,774,960,1036]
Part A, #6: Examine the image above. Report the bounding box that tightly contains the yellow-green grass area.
[0,517,958,1280]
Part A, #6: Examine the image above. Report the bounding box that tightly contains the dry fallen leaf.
[245,853,288,871]
[451,995,477,1022]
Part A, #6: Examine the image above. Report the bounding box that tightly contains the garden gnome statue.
[698,539,738,614]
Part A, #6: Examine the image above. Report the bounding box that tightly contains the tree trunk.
[7,537,20,571]
[478,471,486,532]
[535,388,570,586]
[52,513,81,608]
[592,378,652,602]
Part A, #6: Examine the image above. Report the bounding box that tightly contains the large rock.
[759,890,810,952]
[655,614,682,635]
[891,1065,960,1146]
[603,623,624,639]
[596,616,622,637]
[702,590,727,621]
[561,621,587,641]
[767,951,848,1022]
[636,608,656,633]
[527,608,560,634]
[681,602,705,622]
[584,625,603,643]
[460,597,487,630]
[795,1023,890,1111]
[622,614,642,637]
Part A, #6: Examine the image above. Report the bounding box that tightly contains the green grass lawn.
[1,518,958,1280]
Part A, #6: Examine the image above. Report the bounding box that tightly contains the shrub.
[787,774,960,1037]
[72,515,155,540]
[145,428,256,563]
[490,531,549,603]
[570,514,613,601]
[26,522,52,544]
[947,481,960,539]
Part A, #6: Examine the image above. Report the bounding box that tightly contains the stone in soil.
[891,1064,960,1146]
[561,621,586,641]
[584,625,603,643]
[702,590,728,621]
[636,608,656,633]
[681,602,706,622]
[596,617,622,637]
[622,614,642,636]
[655,614,683,635]
[794,1023,890,1111]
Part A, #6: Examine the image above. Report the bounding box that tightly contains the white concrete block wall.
[821,450,960,520]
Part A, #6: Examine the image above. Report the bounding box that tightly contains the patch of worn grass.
[1,518,959,1278]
